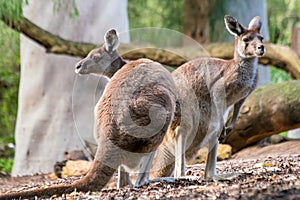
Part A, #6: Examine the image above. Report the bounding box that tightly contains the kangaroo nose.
[75,61,83,74]
[258,45,264,51]
[257,45,265,55]
[76,62,82,70]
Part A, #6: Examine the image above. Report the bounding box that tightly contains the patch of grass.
[0,158,13,173]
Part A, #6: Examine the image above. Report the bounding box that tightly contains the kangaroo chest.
[225,62,258,105]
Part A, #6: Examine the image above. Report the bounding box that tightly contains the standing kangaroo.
[151,15,265,180]
[0,29,177,199]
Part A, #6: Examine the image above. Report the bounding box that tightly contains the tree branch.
[2,16,300,78]
[0,16,97,57]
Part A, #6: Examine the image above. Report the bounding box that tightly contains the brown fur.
[0,30,177,199]
[150,15,265,179]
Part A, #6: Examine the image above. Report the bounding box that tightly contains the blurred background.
[0,0,299,174]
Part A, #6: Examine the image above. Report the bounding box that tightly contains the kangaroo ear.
[248,16,262,32]
[104,29,119,52]
[224,15,246,36]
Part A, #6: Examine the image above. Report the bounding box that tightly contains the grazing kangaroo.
[0,29,177,199]
[150,15,265,180]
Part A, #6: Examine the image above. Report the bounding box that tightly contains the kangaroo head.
[224,15,265,58]
[75,29,120,75]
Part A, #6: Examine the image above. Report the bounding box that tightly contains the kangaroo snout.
[75,62,82,69]
[256,45,265,56]
[75,61,84,74]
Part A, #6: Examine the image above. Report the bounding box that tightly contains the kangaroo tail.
[0,160,116,200]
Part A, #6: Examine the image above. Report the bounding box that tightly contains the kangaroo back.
[0,30,177,199]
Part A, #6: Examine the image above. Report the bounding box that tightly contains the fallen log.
[223,80,300,153]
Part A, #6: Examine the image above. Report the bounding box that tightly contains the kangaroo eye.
[94,56,100,62]
[92,54,102,62]
[242,37,250,42]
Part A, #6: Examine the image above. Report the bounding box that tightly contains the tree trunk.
[223,80,300,153]
[183,0,210,45]
[12,0,129,176]
[292,27,300,57]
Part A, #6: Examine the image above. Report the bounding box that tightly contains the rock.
[187,144,232,165]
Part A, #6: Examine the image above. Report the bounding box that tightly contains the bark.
[2,16,300,78]
[183,0,210,44]
[292,27,300,57]
[223,80,300,153]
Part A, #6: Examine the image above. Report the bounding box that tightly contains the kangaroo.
[0,29,177,199]
[150,15,265,180]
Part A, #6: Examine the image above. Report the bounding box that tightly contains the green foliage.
[128,0,183,31]
[0,158,14,173]
[267,0,299,83]
[127,0,184,47]
[267,0,300,45]
[0,19,20,151]
[0,1,21,173]
[270,67,291,83]
[0,0,24,22]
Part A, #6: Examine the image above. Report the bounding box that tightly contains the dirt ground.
[1,140,300,200]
